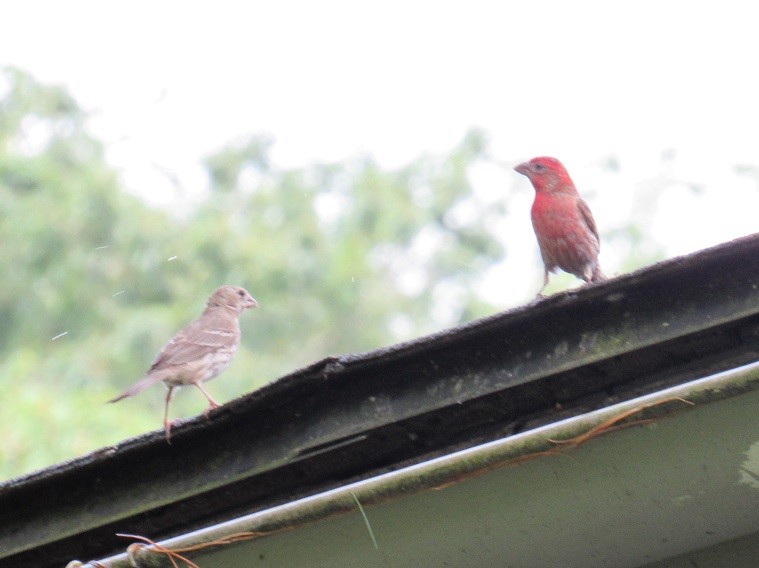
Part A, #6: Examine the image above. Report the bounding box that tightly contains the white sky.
[3,0,759,303]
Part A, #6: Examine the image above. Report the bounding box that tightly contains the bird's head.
[208,285,259,313]
[514,156,575,194]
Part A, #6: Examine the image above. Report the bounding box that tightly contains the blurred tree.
[0,68,698,480]
[0,67,190,477]
[194,127,506,369]
[598,150,705,274]
[0,68,508,480]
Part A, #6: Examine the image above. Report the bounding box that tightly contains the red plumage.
[514,156,604,297]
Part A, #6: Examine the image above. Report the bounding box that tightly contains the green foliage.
[0,68,685,481]
[0,68,509,480]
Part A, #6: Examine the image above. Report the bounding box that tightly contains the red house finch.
[514,157,604,297]
[109,285,258,442]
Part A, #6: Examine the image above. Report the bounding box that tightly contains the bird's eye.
[533,163,544,171]
[237,289,245,297]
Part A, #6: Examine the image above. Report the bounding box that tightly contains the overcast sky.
[3,0,758,301]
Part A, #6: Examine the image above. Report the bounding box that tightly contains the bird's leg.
[582,263,596,283]
[193,382,221,419]
[591,265,606,282]
[535,270,550,299]
[583,264,606,284]
[163,386,175,443]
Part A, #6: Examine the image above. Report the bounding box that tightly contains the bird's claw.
[203,401,221,420]
[163,418,181,444]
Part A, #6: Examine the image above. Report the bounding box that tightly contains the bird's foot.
[163,418,181,444]
[203,401,221,420]
[530,293,546,304]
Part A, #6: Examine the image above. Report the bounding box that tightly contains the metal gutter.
[75,361,759,567]
[4,233,759,567]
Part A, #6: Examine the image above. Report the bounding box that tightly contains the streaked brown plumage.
[109,285,258,441]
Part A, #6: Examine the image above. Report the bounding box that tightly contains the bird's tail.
[108,375,162,403]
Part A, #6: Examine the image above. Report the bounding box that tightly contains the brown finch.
[109,285,258,442]
[514,156,604,297]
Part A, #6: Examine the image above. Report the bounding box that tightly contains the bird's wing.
[577,198,600,246]
[149,310,238,372]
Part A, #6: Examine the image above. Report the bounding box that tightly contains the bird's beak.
[247,297,259,309]
[514,162,529,175]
